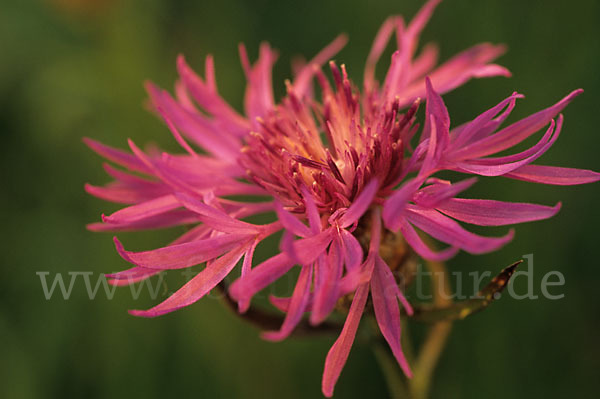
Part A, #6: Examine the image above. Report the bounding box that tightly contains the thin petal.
[146,83,241,160]
[103,195,180,224]
[437,198,561,226]
[237,238,259,312]
[88,210,198,232]
[450,93,523,150]
[322,283,369,398]
[398,43,509,107]
[229,230,333,304]
[83,138,150,174]
[310,238,344,325]
[175,192,261,234]
[404,205,514,254]
[398,219,459,261]
[454,117,562,176]
[364,16,399,92]
[84,182,168,204]
[413,177,477,209]
[294,35,348,97]
[176,55,250,135]
[156,104,199,158]
[243,42,276,121]
[383,177,424,231]
[453,89,582,159]
[229,252,294,307]
[106,266,159,285]
[339,229,363,272]
[407,43,438,82]
[275,201,311,237]
[505,164,600,185]
[405,0,441,41]
[302,186,322,233]
[371,256,412,377]
[129,244,247,317]
[421,77,450,143]
[338,179,379,228]
[114,234,249,270]
[261,264,313,341]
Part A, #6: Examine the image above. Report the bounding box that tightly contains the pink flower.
[85,0,599,396]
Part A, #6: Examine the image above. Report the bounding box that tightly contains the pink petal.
[176,55,250,136]
[421,77,450,143]
[159,152,243,179]
[383,177,424,231]
[106,266,159,285]
[453,89,582,159]
[170,224,212,245]
[413,177,477,209]
[294,34,348,98]
[146,83,241,161]
[88,210,198,232]
[84,182,169,204]
[242,42,276,122]
[156,104,199,158]
[129,244,247,317]
[107,271,159,286]
[237,238,259,312]
[370,256,412,377]
[407,43,438,82]
[454,116,562,176]
[127,139,202,195]
[398,219,459,261]
[465,116,560,165]
[302,186,322,234]
[405,0,441,43]
[267,255,370,314]
[437,198,561,226]
[450,93,523,150]
[321,283,369,398]
[83,138,150,174]
[398,43,509,107]
[338,179,379,228]
[229,252,295,307]
[404,205,514,254]
[420,114,440,175]
[274,201,311,238]
[261,264,313,341]
[339,229,363,272]
[175,192,262,234]
[505,164,600,185]
[310,239,344,325]
[229,230,334,304]
[113,234,250,270]
[102,163,160,186]
[103,194,180,224]
[383,49,410,103]
[279,229,299,264]
[382,0,441,102]
[364,16,399,92]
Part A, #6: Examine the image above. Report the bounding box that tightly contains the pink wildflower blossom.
[85,0,598,396]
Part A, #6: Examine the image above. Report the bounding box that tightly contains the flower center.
[239,62,419,215]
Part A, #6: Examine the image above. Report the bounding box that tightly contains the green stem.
[409,321,452,399]
[373,339,412,399]
[408,259,453,399]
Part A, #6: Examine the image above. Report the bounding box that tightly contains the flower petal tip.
[127,309,151,318]
[113,236,134,264]
[260,331,286,342]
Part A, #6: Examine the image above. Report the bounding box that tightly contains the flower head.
[85,0,599,396]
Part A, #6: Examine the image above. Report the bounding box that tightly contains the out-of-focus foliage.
[1,0,598,398]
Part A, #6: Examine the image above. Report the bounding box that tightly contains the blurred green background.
[2,0,599,397]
